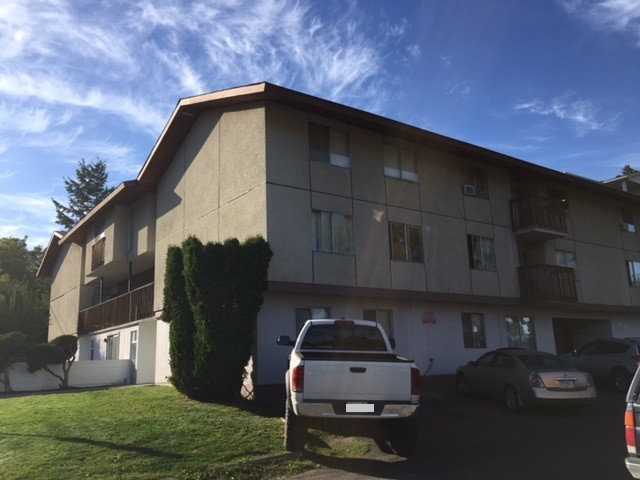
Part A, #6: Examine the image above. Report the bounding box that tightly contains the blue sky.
[0,0,639,247]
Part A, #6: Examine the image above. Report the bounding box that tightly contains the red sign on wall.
[422,311,436,325]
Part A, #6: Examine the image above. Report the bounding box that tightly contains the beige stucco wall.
[154,104,268,311]
[48,243,84,340]
[263,102,521,298]
[130,192,156,259]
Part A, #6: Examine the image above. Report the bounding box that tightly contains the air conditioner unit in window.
[463,184,476,196]
[621,222,637,233]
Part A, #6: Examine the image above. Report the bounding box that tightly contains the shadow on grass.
[0,432,183,459]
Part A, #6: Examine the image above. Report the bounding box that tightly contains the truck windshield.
[301,324,387,351]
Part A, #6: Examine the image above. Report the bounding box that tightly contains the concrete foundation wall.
[0,360,133,393]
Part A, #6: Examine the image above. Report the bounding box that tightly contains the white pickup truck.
[277,319,421,456]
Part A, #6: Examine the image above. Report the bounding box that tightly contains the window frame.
[312,210,354,255]
[461,313,487,349]
[467,235,497,271]
[627,260,640,287]
[383,143,418,182]
[129,330,138,366]
[504,315,537,350]
[362,309,394,337]
[294,306,331,336]
[308,122,350,168]
[622,208,637,233]
[462,165,489,199]
[106,334,120,360]
[555,250,577,269]
[389,222,423,262]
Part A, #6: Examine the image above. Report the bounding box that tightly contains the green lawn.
[0,386,368,480]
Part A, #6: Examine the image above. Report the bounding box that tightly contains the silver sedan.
[455,348,597,410]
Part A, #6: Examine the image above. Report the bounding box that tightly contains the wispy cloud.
[0,192,55,221]
[445,82,472,98]
[560,0,640,45]
[0,168,15,179]
[514,95,617,135]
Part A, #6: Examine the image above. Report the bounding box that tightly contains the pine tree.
[51,157,114,230]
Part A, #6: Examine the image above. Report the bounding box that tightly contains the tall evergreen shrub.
[177,235,272,402]
[163,246,195,396]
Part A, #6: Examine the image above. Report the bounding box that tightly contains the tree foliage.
[623,165,639,175]
[26,335,78,389]
[0,332,28,392]
[51,157,114,230]
[0,237,50,342]
[164,235,272,402]
[163,246,196,396]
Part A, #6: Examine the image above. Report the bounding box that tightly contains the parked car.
[455,348,596,410]
[561,338,640,392]
[625,365,640,478]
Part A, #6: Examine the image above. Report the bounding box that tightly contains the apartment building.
[37,82,640,392]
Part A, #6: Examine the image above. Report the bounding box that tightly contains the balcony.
[78,283,154,335]
[91,237,106,271]
[510,195,567,241]
[518,265,577,303]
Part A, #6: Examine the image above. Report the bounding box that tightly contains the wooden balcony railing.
[78,282,154,334]
[510,195,567,235]
[91,237,106,271]
[518,265,577,302]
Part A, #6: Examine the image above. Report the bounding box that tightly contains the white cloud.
[0,192,55,221]
[0,102,51,133]
[514,96,617,135]
[0,169,15,179]
[560,0,640,45]
[445,82,472,98]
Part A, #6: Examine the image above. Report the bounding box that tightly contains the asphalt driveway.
[287,376,630,480]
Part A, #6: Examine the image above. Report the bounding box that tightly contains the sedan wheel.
[613,370,632,393]
[456,374,470,396]
[504,386,521,411]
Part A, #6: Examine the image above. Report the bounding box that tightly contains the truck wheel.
[284,399,307,452]
[388,418,417,458]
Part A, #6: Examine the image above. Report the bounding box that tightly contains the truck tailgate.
[302,359,412,401]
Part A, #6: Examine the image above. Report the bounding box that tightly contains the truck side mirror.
[277,335,295,346]
[388,338,396,349]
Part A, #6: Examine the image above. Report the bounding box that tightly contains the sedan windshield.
[518,354,575,371]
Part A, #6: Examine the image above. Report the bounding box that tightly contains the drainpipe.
[128,261,132,292]
[99,277,103,303]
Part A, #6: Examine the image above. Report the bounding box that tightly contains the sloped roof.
[38,81,640,275]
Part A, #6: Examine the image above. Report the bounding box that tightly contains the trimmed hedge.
[164,236,272,402]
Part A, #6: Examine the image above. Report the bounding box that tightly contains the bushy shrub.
[164,235,272,402]
[26,335,77,389]
[163,246,196,396]
[0,332,28,392]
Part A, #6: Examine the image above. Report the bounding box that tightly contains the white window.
[295,306,331,335]
[628,261,640,287]
[90,339,95,361]
[462,165,489,199]
[556,250,577,269]
[362,309,393,337]
[106,334,119,360]
[461,313,486,348]
[467,235,496,271]
[129,330,138,366]
[390,223,423,262]
[622,209,636,233]
[505,316,537,350]
[312,210,353,255]
[309,122,350,168]
[384,143,418,182]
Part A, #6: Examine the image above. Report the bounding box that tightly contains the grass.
[0,386,370,480]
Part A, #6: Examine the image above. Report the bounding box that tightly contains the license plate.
[558,380,575,388]
[346,403,374,413]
